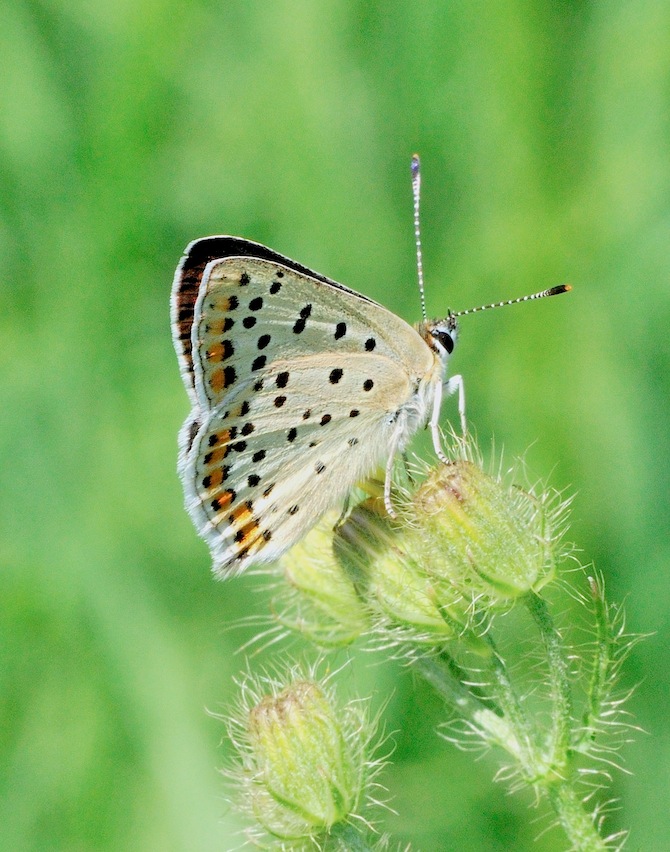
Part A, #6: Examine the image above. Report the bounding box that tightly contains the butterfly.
[171,156,570,576]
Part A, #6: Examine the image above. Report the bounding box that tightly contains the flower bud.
[414,460,558,603]
[230,673,377,843]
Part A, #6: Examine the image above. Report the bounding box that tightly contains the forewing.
[181,353,415,575]
[171,236,380,405]
[190,254,433,410]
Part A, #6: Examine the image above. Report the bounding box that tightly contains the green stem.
[416,627,611,850]
[483,634,537,774]
[437,647,502,714]
[577,575,611,748]
[525,592,572,764]
[546,782,609,851]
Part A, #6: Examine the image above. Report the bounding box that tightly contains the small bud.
[229,671,381,844]
[279,510,368,646]
[414,460,558,603]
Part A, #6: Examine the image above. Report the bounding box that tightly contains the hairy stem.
[415,614,613,850]
[414,654,525,764]
[578,575,611,748]
[483,633,537,775]
[525,591,573,765]
[546,782,609,851]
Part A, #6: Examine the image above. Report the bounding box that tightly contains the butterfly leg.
[429,379,449,464]
[443,374,467,436]
[430,374,467,464]
[334,493,351,529]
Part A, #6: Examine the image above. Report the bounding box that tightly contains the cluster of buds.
[224,450,627,851]
[280,452,566,649]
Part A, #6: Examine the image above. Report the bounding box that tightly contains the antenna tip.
[411,153,420,174]
[548,284,572,296]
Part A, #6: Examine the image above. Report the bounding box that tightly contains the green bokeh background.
[2,2,668,849]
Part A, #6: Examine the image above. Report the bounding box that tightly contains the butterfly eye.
[432,329,454,354]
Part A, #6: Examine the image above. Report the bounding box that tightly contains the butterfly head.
[417,313,458,361]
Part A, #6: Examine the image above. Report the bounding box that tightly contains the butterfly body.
[172,236,456,576]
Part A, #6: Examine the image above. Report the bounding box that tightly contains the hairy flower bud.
[414,460,558,603]
[228,671,381,845]
[335,497,476,644]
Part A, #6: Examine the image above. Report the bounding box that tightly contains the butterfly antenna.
[411,154,428,321]
[451,284,572,318]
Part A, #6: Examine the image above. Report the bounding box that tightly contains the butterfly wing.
[171,237,433,408]
[171,237,437,574]
[183,352,417,574]
[171,236,379,405]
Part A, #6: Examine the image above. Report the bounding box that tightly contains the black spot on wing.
[292,303,312,335]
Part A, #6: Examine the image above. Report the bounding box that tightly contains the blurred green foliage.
[1,1,668,849]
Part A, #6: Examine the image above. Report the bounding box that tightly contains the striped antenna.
[411,154,428,321]
[451,284,572,318]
